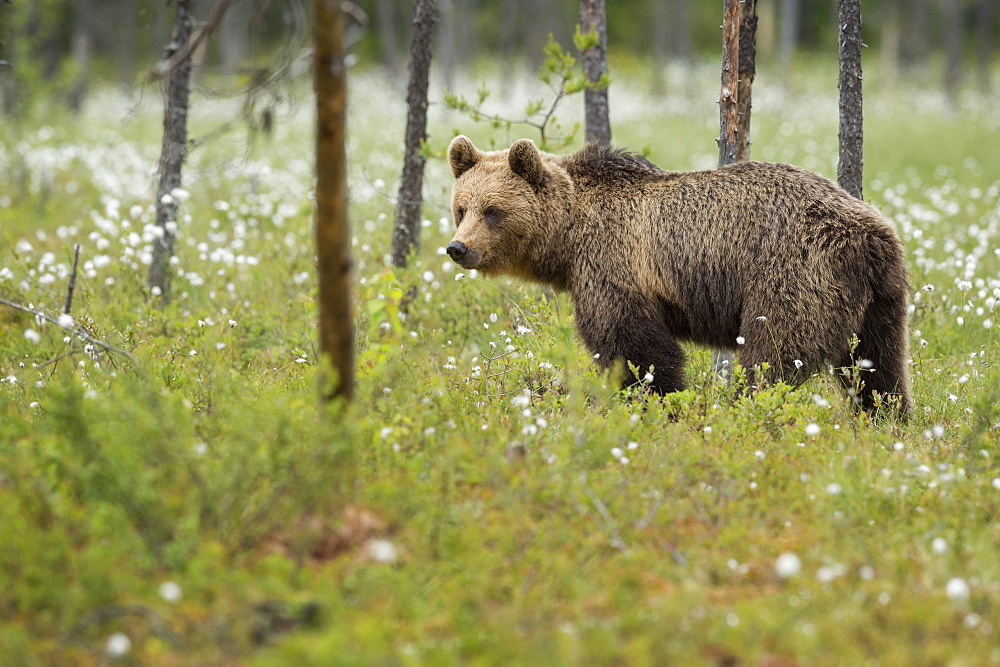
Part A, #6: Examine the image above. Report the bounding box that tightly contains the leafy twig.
[0,296,143,372]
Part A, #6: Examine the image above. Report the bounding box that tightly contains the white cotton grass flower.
[946,577,970,601]
[366,539,398,564]
[775,552,802,578]
[931,537,948,554]
[159,581,182,603]
[106,632,131,657]
[57,313,75,328]
[736,336,745,345]
[804,423,820,437]
[24,328,41,344]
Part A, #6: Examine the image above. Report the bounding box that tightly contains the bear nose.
[446,241,468,262]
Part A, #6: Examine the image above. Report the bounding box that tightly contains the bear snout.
[446,241,469,262]
[446,240,483,268]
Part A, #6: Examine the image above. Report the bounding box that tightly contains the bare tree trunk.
[942,0,963,104]
[837,0,863,200]
[219,0,251,73]
[390,0,436,268]
[736,0,757,162]
[977,0,995,92]
[711,0,742,380]
[579,0,611,146]
[879,0,900,88]
[314,0,354,402]
[68,0,93,112]
[117,0,138,88]
[437,0,455,90]
[376,0,403,78]
[148,0,196,299]
[717,0,740,168]
[778,0,800,68]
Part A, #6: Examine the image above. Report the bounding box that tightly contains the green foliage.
[444,33,610,152]
[0,56,999,663]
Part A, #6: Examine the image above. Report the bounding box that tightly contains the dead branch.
[0,296,143,372]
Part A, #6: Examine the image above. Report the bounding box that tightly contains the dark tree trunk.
[977,0,995,92]
[717,0,739,168]
[778,0,800,67]
[376,0,403,78]
[437,0,455,90]
[390,0,436,268]
[712,0,743,380]
[313,0,354,402]
[736,0,757,162]
[837,0,864,200]
[943,0,963,103]
[219,0,251,72]
[148,0,195,299]
[117,0,138,88]
[68,0,94,112]
[580,0,611,146]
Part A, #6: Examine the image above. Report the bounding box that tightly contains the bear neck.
[512,159,580,291]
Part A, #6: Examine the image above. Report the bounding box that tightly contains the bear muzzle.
[446,240,482,268]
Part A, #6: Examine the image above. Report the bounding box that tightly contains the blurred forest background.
[1,0,997,116]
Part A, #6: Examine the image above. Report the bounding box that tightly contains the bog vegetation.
[1,58,999,663]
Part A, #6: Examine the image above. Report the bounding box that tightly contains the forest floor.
[1,60,999,663]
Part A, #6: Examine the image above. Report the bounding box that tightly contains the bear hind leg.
[836,297,912,418]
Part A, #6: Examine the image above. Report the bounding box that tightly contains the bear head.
[446,136,573,285]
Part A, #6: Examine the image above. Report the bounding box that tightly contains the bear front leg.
[572,284,686,394]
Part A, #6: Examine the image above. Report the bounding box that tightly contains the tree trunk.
[219,0,251,73]
[68,0,93,112]
[579,0,611,146]
[837,0,863,200]
[736,0,757,162]
[942,0,963,104]
[977,0,995,92]
[390,0,436,268]
[148,0,196,299]
[437,0,455,90]
[778,0,800,68]
[711,0,742,381]
[375,0,403,78]
[717,0,739,168]
[314,0,354,402]
[117,0,138,88]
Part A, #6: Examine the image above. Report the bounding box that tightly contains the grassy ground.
[1,59,999,663]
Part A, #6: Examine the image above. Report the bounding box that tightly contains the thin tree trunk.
[117,0,138,88]
[437,0,455,90]
[736,0,757,162]
[376,0,403,78]
[314,0,354,401]
[943,0,963,104]
[837,0,863,200]
[68,0,93,112]
[390,0,436,268]
[717,0,739,168]
[712,0,742,381]
[977,0,995,92]
[580,0,611,145]
[778,0,800,68]
[148,0,195,299]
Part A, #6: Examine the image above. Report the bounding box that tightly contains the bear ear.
[449,135,481,179]
[508,139,543,189]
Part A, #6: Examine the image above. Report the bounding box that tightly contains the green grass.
[1,59,999,664]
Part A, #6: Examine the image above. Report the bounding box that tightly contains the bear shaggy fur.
[446,135,912,416]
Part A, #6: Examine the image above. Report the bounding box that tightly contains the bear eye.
[483,206,502,226]
[456,207,465,225]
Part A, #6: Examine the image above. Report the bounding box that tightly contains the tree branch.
[0,296,143,372]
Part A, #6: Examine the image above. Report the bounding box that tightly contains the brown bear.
[445,135,912,417]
